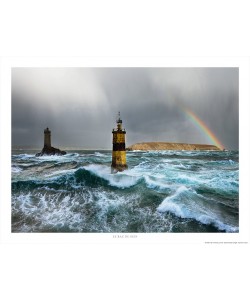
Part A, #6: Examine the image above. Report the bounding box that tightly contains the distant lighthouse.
[111,112,128,173]
[36,127,66,156]
[44,127,51,148]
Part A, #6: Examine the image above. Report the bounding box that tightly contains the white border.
[1,56,249,244]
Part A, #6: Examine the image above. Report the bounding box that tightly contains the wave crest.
[157,186,238,232]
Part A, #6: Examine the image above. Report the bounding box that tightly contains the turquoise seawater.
[11,150,239,232]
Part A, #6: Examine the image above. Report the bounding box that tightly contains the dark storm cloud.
[12,67,239,149]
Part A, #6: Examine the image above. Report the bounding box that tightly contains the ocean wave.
[12,164,142,191]
[94,152,107,157]
[12,150,239,233]
[65,153,80,157]
[36,154,71,161]
[83,165,140,188]
[12,154,35,159]
[12,189,172,233]
[45,168,77,177]
[157,186,238,232]
[12,166,22,173]
[143,175,172,191]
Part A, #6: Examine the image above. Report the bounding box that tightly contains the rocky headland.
[126,142,221,151]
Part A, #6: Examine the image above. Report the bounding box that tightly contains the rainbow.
[183,107,225,150]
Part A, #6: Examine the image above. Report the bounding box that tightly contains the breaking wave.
[12,149,239,233]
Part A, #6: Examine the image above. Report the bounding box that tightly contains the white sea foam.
[157,186,238,232]
[45,168,76,177]
[36,155,67,161]
[94,152,106,157]
[95,190,129,210]
[157,186,188,213]
[12,166,22,173]
[144,175,171,190]
[84,164,140,188]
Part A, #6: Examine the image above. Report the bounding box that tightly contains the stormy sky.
[12,67,239,150]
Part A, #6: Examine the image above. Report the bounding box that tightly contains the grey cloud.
[12,67,239,150]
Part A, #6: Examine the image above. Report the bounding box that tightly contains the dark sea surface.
[11,150,239,233]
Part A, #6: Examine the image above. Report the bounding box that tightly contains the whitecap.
[84,164,140,188]
[94,152,106,157]
[65,153,79,158]
[44,168,76,177]
[12,166,22,173]
[157,186,238,232]
[157,186,188,213]
[144,175,171,191]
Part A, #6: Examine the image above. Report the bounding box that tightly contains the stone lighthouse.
[36,127,66,156]
[44,127,51,147]
[111,112,128,173]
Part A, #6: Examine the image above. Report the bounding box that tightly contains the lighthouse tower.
[36,127,66,156]
[44,127,51,148]
[111,112,128,173]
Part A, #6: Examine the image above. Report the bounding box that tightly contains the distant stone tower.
[36,127,66,156]
[44,127,51,148]
[111,112,128,173]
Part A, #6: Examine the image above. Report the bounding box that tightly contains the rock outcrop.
[127,142,221,151]
[36,145,66,157]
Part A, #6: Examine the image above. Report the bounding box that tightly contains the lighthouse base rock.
[36,145,66,156]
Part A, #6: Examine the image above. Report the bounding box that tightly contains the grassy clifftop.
[127,142,221,151]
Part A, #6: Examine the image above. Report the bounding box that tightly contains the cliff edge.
[127,142,221,151]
